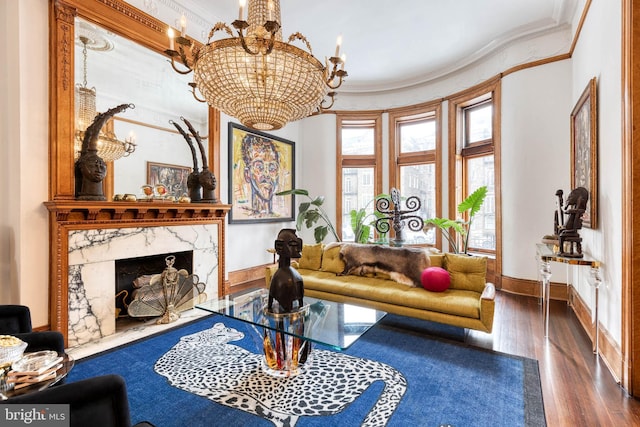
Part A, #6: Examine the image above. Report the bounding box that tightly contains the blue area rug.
[67,314,545,427]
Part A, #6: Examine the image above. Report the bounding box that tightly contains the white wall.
[570,0,622,344]
[501,61,572,280]
[0,0,50,327]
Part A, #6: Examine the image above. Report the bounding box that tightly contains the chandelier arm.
[166,56,193,75]
[319,93,336,111]
[189,84,207,103]
[236,31,263,55]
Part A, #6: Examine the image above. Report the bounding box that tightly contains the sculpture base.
[261,306,311,377]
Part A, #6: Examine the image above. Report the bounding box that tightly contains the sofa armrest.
[481,282,496,301]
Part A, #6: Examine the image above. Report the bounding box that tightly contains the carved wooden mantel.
[45,201,230,345]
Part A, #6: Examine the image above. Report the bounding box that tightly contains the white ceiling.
[152,0,580,93]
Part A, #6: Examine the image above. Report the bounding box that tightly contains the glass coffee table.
[196,288,386,377]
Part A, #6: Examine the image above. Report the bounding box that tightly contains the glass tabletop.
[197,288,387,351]
[536,243,601,267]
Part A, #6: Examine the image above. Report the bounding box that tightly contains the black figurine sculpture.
[268,228,304,313]
[183,118,218,203]
[75,103,134,200]
[171,118,202,202]
[557,186,589,258]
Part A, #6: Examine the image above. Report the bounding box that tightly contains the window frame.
[388,101,442,248]
[336,112,383,241]
[447,78,501,284]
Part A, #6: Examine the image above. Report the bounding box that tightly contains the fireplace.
[45,202,230,347]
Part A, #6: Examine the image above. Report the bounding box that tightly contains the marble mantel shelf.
[44,200,231,223]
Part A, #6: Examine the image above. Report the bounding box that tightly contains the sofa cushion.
[421,267,450,292]
[298,243,324,270]
[428,254,445,268]
[320,243,345,274]
[444,253,487,293]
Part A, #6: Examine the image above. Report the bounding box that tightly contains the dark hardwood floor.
[467,291,640,426]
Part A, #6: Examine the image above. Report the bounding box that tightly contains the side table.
[535,243,602,354]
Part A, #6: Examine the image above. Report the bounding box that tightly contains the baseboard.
[226,264,272,294]
[569,286,623,382]
[501,276,568,301]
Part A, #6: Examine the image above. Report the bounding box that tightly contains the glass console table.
[197,288,387,376]
[535,243,602,354]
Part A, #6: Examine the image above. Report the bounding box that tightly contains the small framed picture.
[228,122,295,224]
[146,162,191,198]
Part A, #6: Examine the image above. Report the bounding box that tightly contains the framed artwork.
[228,122,295,224]
[570,77,598,228]
[146,162,191,198]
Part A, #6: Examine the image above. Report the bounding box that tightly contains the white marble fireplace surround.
[67,224,219,347]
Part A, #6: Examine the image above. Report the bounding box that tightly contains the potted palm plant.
[423,186,488,254]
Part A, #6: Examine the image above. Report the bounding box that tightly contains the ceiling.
[150,0,581,93]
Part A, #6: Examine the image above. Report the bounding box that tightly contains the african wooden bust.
[75,103,134,200]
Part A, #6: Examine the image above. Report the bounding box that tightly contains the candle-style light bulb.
[167,28,175,50]
[238,0,246,21]
[267,0,274,21]
[340,53,347,70]
[334,35,343,58]
[180,14,187,37]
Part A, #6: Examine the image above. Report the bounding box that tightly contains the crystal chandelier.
[165,0,347,131]
[75,36,136,162]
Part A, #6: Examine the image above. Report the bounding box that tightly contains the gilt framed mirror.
[49,0,220,202]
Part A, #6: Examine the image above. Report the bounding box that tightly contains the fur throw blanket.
[339,243,431,287]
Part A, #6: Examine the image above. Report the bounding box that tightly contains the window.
[449,78,501,256]
[336,113,383,242]
[389,103,441,246]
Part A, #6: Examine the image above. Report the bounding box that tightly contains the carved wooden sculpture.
[557,187,589,258]
[171,118,202,202]
[183,118,218,203]
[268,228,304,313]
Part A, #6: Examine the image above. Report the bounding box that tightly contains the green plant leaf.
[457,185,488,217]
[311,196,325,206]
[314,226,328,243]
[276,188,309,197]
[303,210,321,228]
[358,224,371,243]
[424,218,465,234]
[299,202,310,213]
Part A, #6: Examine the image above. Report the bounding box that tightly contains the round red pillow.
[421,267,450,292]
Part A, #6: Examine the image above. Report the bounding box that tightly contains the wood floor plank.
[467,292,640,426]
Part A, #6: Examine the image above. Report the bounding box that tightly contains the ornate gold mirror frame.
[49,0,220,201]
[47,0,228,344]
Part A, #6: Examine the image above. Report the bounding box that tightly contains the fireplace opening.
[115,251,193,321]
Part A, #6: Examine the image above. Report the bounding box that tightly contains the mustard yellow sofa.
[265,242,495,333]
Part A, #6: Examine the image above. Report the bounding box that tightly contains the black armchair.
[0,305,65,354]
[4,374,155,427]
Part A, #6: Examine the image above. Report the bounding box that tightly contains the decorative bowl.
[0,335,28,365]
